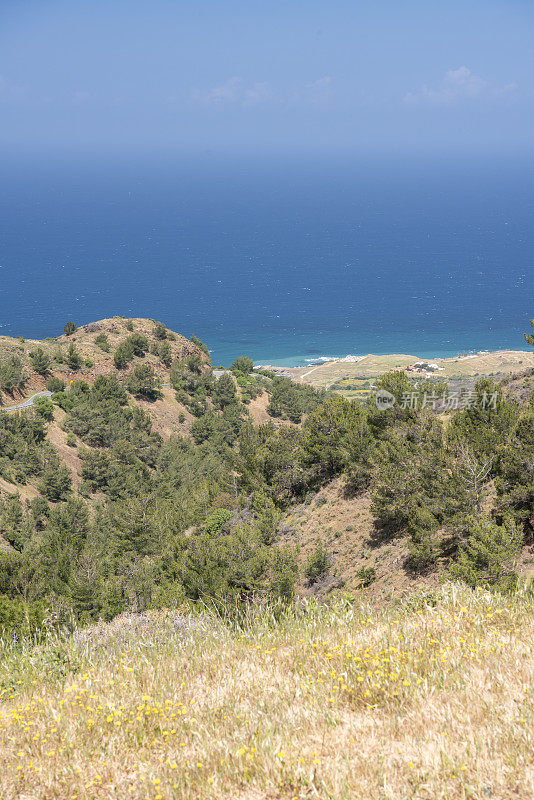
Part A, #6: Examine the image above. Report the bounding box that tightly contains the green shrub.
[46,377,65,393]
[94,333,110,352]
[66,343,82,370]
[0,595,46,638]
[204,508,234,536]
[304,541,331,585]
[114,333,150,369]
[448,514,522,592]
[127,364,161,401]
[267,376,325,424]
[355,566,376,587]
[0,356,25,393]
[153,322,167,340]
[231,355,254,374]
[158,341,172,367]
[29,347,51,375]
[33,396,55,422]
[39,463,72,501]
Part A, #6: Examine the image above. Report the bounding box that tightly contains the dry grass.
[1,585,533,800]
[278,478,441,598]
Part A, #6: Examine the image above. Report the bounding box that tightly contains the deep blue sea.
[1,153,533,366]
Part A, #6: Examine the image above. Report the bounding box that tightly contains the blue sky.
[1,0,533,154]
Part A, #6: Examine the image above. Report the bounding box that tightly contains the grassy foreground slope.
[1,585,533,800]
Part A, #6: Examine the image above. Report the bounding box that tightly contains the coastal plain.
[266,350,534,398]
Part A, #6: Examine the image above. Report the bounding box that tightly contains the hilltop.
[0,317,207,400]
[0,318,211,502]
[0,318,317,501]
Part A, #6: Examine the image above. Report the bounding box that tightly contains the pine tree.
[304,540,330,586]
[39,463,72,501]
[496,410,534,537]
[127,364,161,400]
[301,396,374,480]
[29,347,50,375]
[158,341,172,367]
[112,496,159,556]
[0,356,25,392]
[66,342,82,370]
[70,558,101,622]
[449,514,523,592]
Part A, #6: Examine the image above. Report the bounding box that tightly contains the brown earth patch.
[46,411,84,487]
[0,476,41,503]
[246,391,294,428]
[278,477,439,600]
[247,391,272,426]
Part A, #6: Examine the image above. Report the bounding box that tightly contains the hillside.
[1,585,533,799]
[0,317,533,799]
[278,478,440,599]
[0,318,305,496]
[0,316,532,637]
[278,472,534,600]
[0,319,209,500]
[0,317,207,402]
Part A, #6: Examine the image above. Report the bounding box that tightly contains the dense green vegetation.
[0,323,532,638]
[0,355,25,394]
[0,411,63,490]
[29,347,50,375]
[266,375,326,422]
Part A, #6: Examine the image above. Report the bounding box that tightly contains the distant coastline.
[254,348,534,386]
[254,346,532,371]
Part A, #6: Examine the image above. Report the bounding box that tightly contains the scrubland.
[1,584,533,800]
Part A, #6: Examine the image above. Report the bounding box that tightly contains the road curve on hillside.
[2,391,53,411]
[4,383,171,412]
